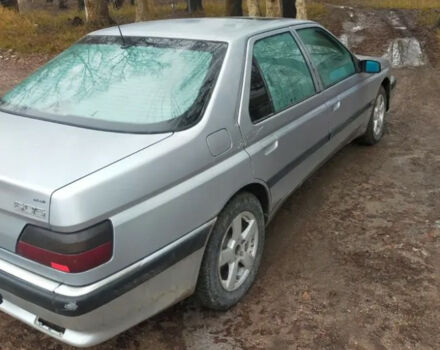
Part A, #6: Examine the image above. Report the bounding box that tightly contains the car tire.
[195,192,265,310]
[357,86,387,145]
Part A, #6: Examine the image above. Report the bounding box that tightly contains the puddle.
[339,34,349,46]
[388,11,408,30]
[340,14,367,48]
[326,3,355,10]
[385,38,426,67]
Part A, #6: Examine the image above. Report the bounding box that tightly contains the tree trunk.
[296,0,307,19]
[247,0,260,16]
[135,0,149,21]
[281,0,295,18]
[78,0,84,10]
[58,0,68,9]
[5,0,19,11]
[265,0,280,17]
[84,0,113,25]
[226,0,242,16]
[16,0,32,13]
[187,0,202,13]
[113,0,124,9]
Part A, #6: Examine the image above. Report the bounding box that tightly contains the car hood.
[0,111,172,223]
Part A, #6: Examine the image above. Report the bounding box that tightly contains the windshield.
[0,36,227,133]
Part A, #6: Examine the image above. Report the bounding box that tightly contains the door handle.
[333,100,341,112]
[264,140,279,156]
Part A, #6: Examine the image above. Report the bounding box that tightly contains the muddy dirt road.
[0,5,439,350]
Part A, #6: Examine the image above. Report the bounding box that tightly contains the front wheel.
[358,86,387,145]
[195,192,265,310]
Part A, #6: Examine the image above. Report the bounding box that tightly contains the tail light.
[16,221,113,273]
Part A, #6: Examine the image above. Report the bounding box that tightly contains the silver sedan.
[0,17,395,347]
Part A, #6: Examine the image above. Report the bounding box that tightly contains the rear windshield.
[0,36,227,133]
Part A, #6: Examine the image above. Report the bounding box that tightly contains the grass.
[323,0,440,9]
[417,8,440,26]
[2,0,439,55]
[307,2,327,22]
[0,0,329,55]
[362,0,440,9]
[0,7,88,54]
[0,2,225,54]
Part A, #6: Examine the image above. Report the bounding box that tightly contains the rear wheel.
[358,86,387,145]
[195,192,265,310]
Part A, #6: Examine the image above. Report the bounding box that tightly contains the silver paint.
[0,18,394,346]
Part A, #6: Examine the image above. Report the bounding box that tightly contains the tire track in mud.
[329,5,428,67]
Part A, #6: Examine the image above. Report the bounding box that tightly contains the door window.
[249,60,274,122]
[297,27,356,88]
[251,32,316,116]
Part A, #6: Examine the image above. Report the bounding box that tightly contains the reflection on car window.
[297,28,356,88]
[249,60,274,122]
[0,36,227,133]
[252,32,316,114]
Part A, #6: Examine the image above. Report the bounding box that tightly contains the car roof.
[89,17,314,42]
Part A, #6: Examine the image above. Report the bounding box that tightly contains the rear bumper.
[0,219,215,347]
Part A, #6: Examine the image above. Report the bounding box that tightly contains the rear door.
[295,26,374,148]
[238,28,333,208]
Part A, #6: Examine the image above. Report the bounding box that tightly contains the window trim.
[247,29,319,125]
[0,35,229,134]
[294,25,360,91]
[248,58,276,124]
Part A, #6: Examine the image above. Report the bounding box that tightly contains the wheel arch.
[232,182,271,223]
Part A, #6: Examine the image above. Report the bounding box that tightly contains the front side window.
[297,27,356,88]
[251,32,316,115]
[0,36,227,133]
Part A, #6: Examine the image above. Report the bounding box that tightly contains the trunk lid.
[0,111,171,251]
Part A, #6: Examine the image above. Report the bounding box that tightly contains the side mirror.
[360,60,381,73]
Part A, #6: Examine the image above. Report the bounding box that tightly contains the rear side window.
[251,32,316,114]
[297,28,356,88]
[249,60,274,122]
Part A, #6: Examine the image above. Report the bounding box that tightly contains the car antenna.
[114,14,129,49]
[117,23,129,49]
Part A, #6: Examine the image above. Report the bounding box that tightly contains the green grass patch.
[323,0,440,9]
[362,0,440,9]
[417,8,440,26]
[307,2,327,22]
[0,1,231,55]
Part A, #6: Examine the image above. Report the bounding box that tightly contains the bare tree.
[295,0,307,19]
[226,0,242,16]
[113,0,124,8]
[3,0,19,11]
[135,0,150,21]
[58,0,68,9]
[187,0,202,12]
[247,0,260,16]
[265,0,280,17]
[16,0,32,13]
[277,0,306,19]
[84,0,113,25]
[281,0,295,18]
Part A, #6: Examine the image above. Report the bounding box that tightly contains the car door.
[238,28,334,208]
[295,26,375,149]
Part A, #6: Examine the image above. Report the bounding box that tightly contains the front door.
[296,26,374,147]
